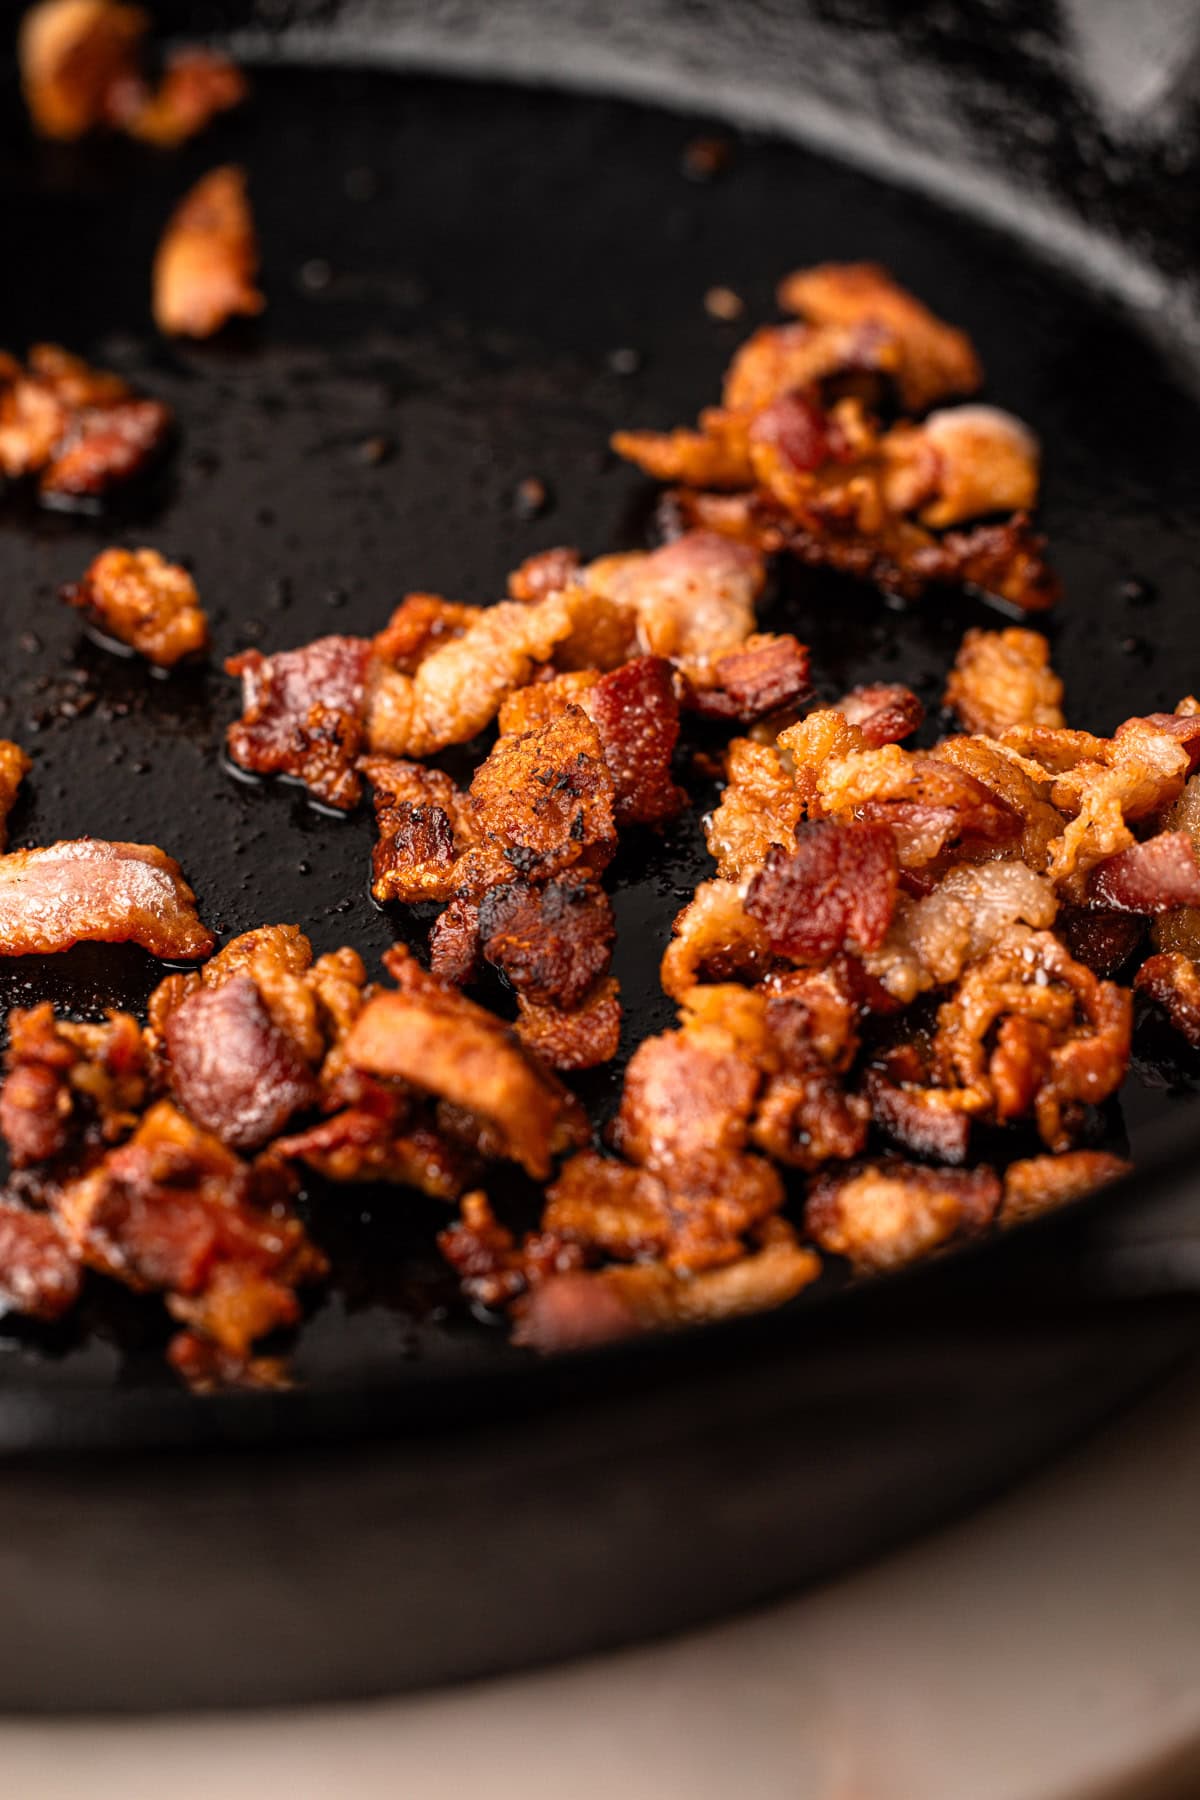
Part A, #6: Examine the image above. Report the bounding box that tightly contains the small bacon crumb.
[153,166,265,339]
[63,546,209,666]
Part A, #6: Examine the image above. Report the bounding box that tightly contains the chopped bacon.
[124,47,248,148]
[477,874,615,1009]
[933,924,1132,1150]
[0,346,173,504]
[343,949,587,1179]
[0,1199,82,1321]
[512,1222,821,1351]
[580,656,687,824]
[864,1062,972,1164]
[153,166,264,339]
[274,1095,471,1200]
[1134,952,1200,1048]
[0,1002,148,1169]
[55,1101,325,1359]
[364,757,473,904]
[897,407,1040,529]
[0,840,213,961]
[706,735,808,879]
[0,742,30,852]
[833,683,923,747]
[1000,1150,1130,1228]
[164,976,319,1151]
[226,634,372,810]
[63,546,209,666]
[41,396,173,501]
[745,821,898,960]
[813,738,1019,869]
[945,627,1064,736]
[1089,832,1200,915]
[575,533,766,686]
[686,633,812,723]
[515,978,623,1072]
[776,262,982,410]
[661,876,773,1000]
[862,861,1058,1003]
[437,1190,584,1310]
[507,546,581,605]
[1056,906,1145,977]
[806,1158,1001,1272]
[19,0,246,144]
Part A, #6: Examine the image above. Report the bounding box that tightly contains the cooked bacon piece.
[153,166,264,339]
[0,346,173,503]
[274,1091,471,1200]
[580,656,687,824]
[1000,715,1192,886]
[575,533,766,687]
[455,706,618,891]
[776,262,983,410]
[364,757,474,904]
[18,0,145,139]
[226,634,372,810]
[55,1101,325,1359]
[62,546,209,666]
[945,627,1064,736]
[895,407,1040,529]
[167,1331,290,1393]
[163,976,319,1151]
[41,394,172,501]
[706,736,809,879]
[478,874,615,1009]
[1150,774,1200,960]
[0,742,30,852]
[862,861,1058,1003]
[750,986,870,1171]
[933,924,1132,1149]
[814,739,1019,870]
[1000,1150,1129,1229]
[0,840,213,961]
[515,978,623,1072]
[512,1220,821,1351]
[1134,952,1200,1048]
[746,821,898,961]
[1056,906,1145,977]
[437,1190,584,1310]
[366,589,578,759]
[1141,708,1200,771]
[123,47,248,148]
[343,949,586,1179]
[933,733,1064,872]
[864,1062,971,1163]
[0,1002,148,1168]
[661,876,773,1001]
[0,1198,82,1321]
[806,1158,1001,1273]
[686,633,812,723]
[1089,833,1200,915]
[19,0,246,144]
[833,683,923,747]
[611,407,756,492]
[507,546,581,605]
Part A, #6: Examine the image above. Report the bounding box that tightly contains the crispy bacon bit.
[945,627,1064,736]
[56,1101,325,1359]
[834,683,923,747]
[344,949,586,1179]
[0,742,30,852]
[153,166,264,339]
[1134,952,1200,1048]
[865,1060,972,1164]
[515,978,623,1072]
[0,840,213,961]
[366,589,579,759]
[1056,906,1145,977]
[687,633,812,723]
[41,395,173,501]
[576,533,766,685]
[507,546,581,605]
[274,1092,471,1200]
[226,634,371,809]
[933,924,1132,1150]
[164,977,319,1151]
[746,821,898,960]
[902,407,1040,529]
[364,757,473,904]
[776,262,983,410]
[806,1158,1001,1272]
[63,546,209,666]
[1089,833,1200,915]
[437,1190,584,1310]
[0,1199,82,1321]
[0,1002,148,1168]
[20,0,245,144]
[814,738,1019,869]
[1000,1150,1130,1228]
[512,1222,821,1351]
[580,656,687,825]
[124,48,248,148]
[863,861,1058,1003]
[706,735,808,879]
[18,0,146,139]
[0,345,174,504]
[661,877,773,1000]
[478,874,615,1009]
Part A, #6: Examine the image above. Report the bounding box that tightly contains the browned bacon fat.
[63,547,209,666]
[0,840,214,960]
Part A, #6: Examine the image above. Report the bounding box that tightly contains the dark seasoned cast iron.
[0,0,1199,1710]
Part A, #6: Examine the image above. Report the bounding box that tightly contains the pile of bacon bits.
[2,248,1200,1387]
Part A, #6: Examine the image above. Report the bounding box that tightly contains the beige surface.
[16,1359,1200,1800]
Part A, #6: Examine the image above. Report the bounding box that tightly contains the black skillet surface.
[1,40,1200,1710]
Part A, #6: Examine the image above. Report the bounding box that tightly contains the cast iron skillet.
[1,0,1200,1712]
